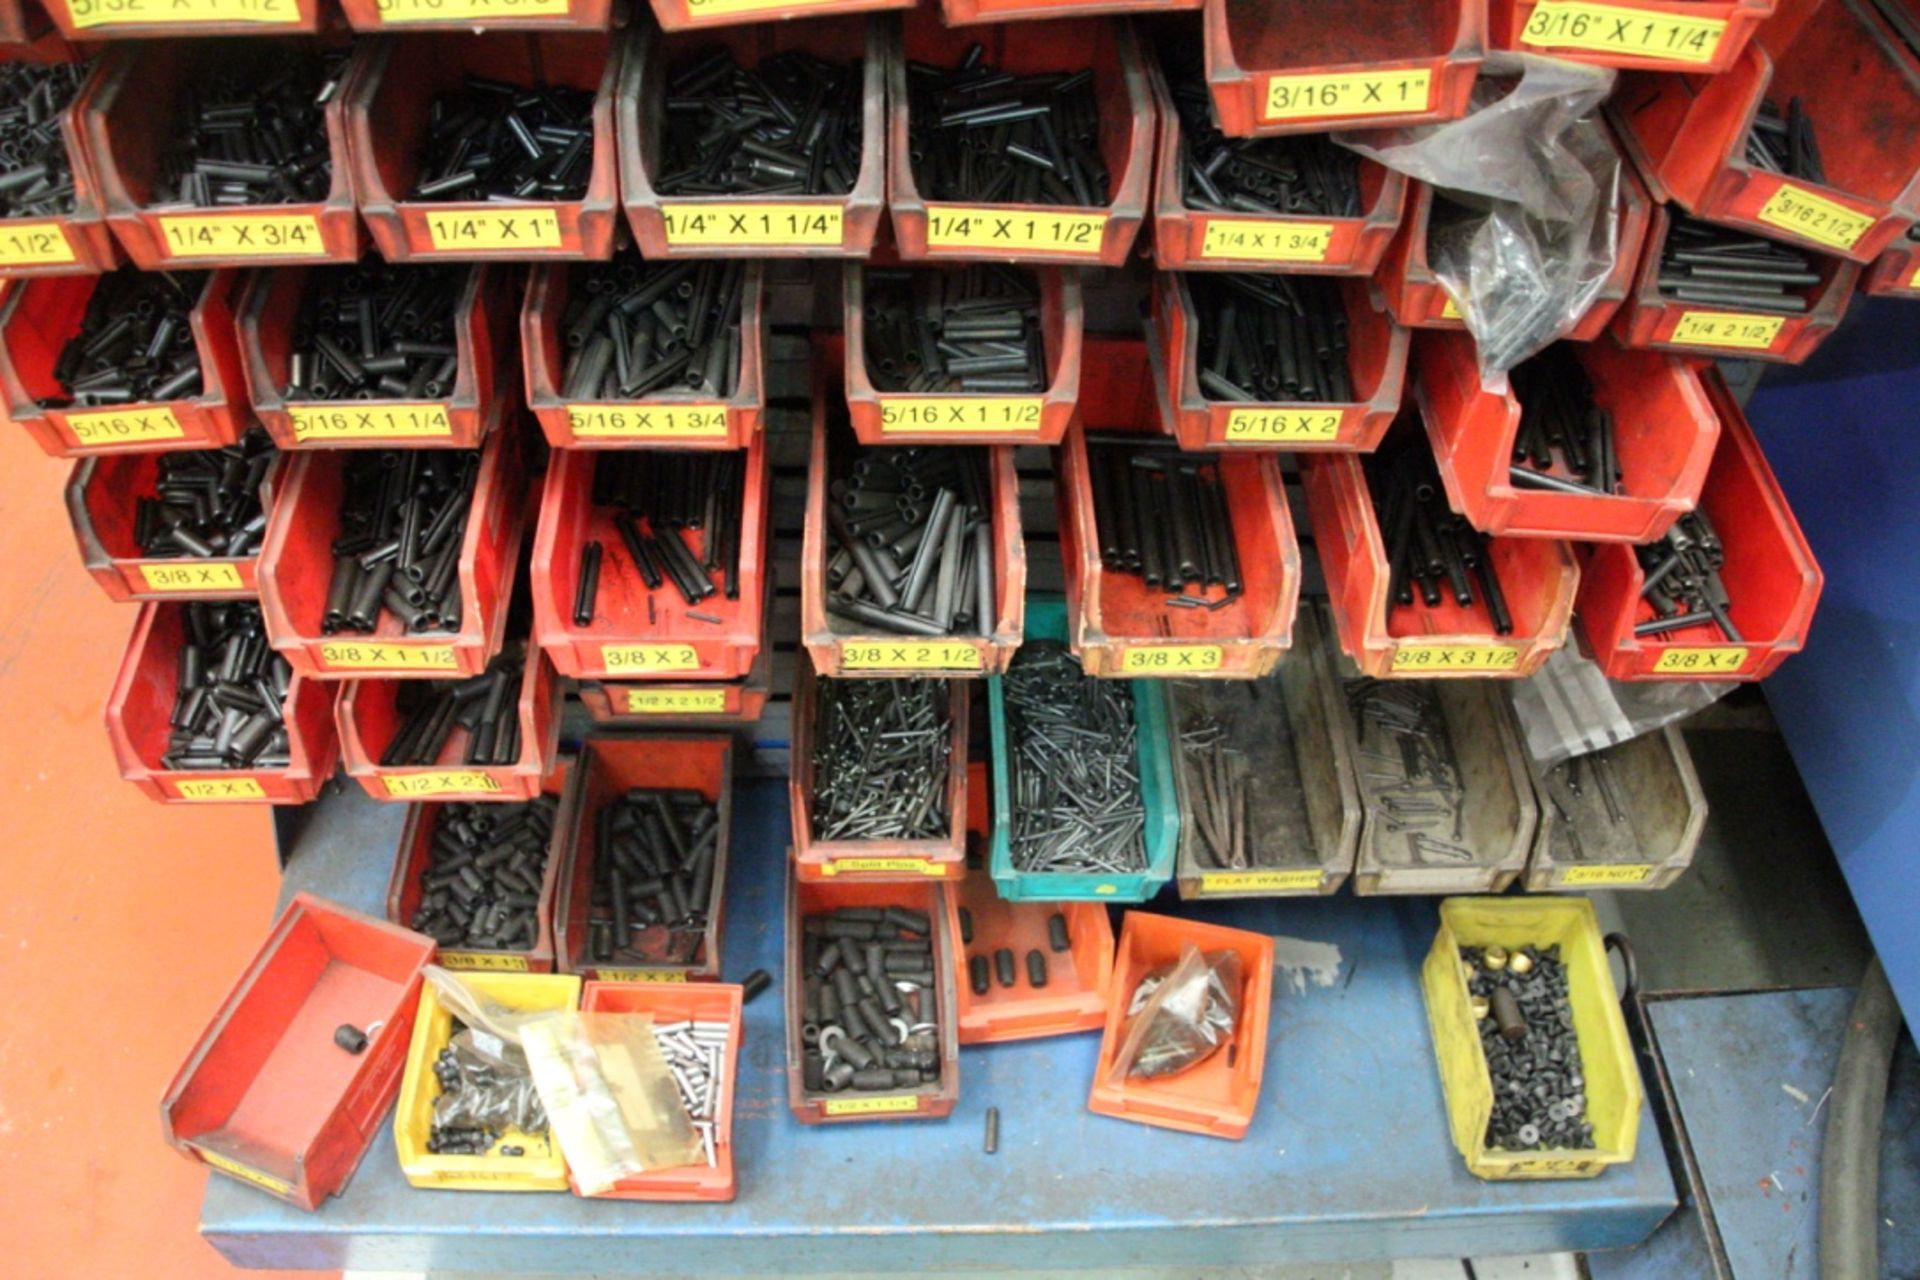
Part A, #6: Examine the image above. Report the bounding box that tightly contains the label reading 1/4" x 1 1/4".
[424,208,563,252]
[1200,220,1333,263]
[661,203,843,248]
[1756,183,1874,253]
[1263,68,1433,123]
[566,404,728,440]
[0,221,75,267]
[1669,311,1783,351]
[67,0,300,26]
[139,563,245,593]
[880,397,1043,435]
[840,641,983,671]
[66,407,185,446]
[289,403,453,442]
[1390,643,1522,674]
[160,213,325,259]
[925,206,1106,256]
[1223,408,1345,443]
[1520,1,1727,65]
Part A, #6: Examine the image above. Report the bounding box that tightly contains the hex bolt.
[322,449,479,637]
[382,645,528,767]
[801,905,942,1098]
[153,44,347,210]
[162,601,295,772]
[588,450,745,610]
[906,46,1110,209]
[656,44,863,198]
[409,73,596,203]
[808,677,953,843]
[0,59,94,219]
[48,267,207,409]
[586,787,719,971]
[408,795,557,952]
[334,1024,368,1054]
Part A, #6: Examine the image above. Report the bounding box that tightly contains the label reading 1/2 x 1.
[198,1149,293,1196]
[1200,868,1323,893]
[1651,646,1748,675]
[384,770,504,798]
[376,0,568,20]
[318,641,458,672]
[1561,863,1656,886]
[1223,407,1345,443]
[437,950,532,971]
[880,397,1043,435]
[1756,182,1874,253]
[1390,643,1523,674]
[925,205,1106,256]
[601,644,701,674]
[139,562,245,593]
[840,641,983,671]
[174,777,267,801]
[424,207,563,252]
[820,857,942,877]
[823,1094,921,1116]
[1263,68,1434,123]
[566,404,728,440]
[622,688,730,715]
[66,407,185,446]
[661,202,843,248]
[596,968,687,983]
[289,403,453,442]
[1119,645,1224,674]
[1200,220,1334,263]
[1669,310,1784,351]
[1520,1,1727,65]
[0,221,76,267]
[67,0,300,27]
[160,213,325,259]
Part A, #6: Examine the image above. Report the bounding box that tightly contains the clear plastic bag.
[1107,945,1242,1082]
[520,1012,702,1196]
[1337,54,1620,376]
[1508,644,1732,769]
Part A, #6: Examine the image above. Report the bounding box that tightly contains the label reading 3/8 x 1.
[139,563,245,593]
[880,397,1043,434]
[841,641,983,671]
[1200,220,1334,263]
[1520,2,1727,65]
[925,206,1105,256]
[1200,868,1323,893]
[424,207,562,252]
[1390,643,1522,674]
[1263,69,1433,123]
[161,213,325,259]
[661,203,843,248]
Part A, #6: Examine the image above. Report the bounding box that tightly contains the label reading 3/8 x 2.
[1263,69,1433,123]
[601,643,701,674]
[661,203,842,248]
[925,206,1105,256]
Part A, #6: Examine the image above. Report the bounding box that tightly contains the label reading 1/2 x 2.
[661,202,843,248]
[384,770,504,798]
[1390,643,1522,674]
[65,407,185,446]
[0,220,76,267]
[822,1094,921,1116]
[1651,646,1748,675]
[601,644,701,674]
[1119,645,1224,674]
[820,857,942,877]
[1200,220,1334,263]
[318,641,458,672]
[139,563,245,593]
[1223,407,1345,443]
[925,205,1106,256]
[160,213,325,259]
[566,404,728,440]
[174,777,267,801]
[622,687,730,715]
[289,403,453,442]
[376,0,568,20]
[67,0,300,27]
[1756,182,1874,253]
[1263,68,1434,123]
[1669,310,1784,351]
[596,968,687,983]
[424,207,562,252]
[1200,868,1323,893]
[437,950,532,971]
[1520,1,1727,65]
[880,397,1043,434]
[1561,863,1656,886]
[840,641,983,671]
[198,1149,293,1196]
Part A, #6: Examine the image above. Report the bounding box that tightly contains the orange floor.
[0,427,312,1279]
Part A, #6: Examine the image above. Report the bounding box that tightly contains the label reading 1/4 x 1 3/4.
[139,562,246,593]
[566,404,728,440]
[1223,408,1345,444]
[318,641,458,672]
[384,770,504,798]
[1200,220,1334,263]
[925,205,1106,256]
[1390,643,1522,673]
[1200,868,1323,893]
[0,221,75,267]
[1119,645,1224,674]
[661,203,843,248]
[67,0,300,26]
[424,208,562,252]
[1652,646,1748,675]
[601,644,701,674]
[66,407,186,446]
[880,397,1043,435]
[1561,863,1656,886]
[1263,68,1434,123]
[289,403,453,442]
[840,641,983,671]
[623,688,730,715]
[823,1094,921,1117]
[376,0,568,20]
[1669,311,1784,351]
[1520,1,1728,65]
[160,213,325,259]
[1756,183,1874,253]
[174,777,268,801]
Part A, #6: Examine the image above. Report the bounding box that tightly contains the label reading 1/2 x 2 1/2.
[566,404,728,440]
[384,770,504,798]
[424,208,562,252]
[1200,221,1333,263]
[661,203,842,247]
[65,407,185,446]
[840,641,983,671]
[1756,182,1873,253]
[1223,408,1345,443]
[622,688,730,715]
[1670,311,1784,351]
[596,968,687,983]
[1390,643,1522,674]
[1520,2,1727,65]
[140,563,245,593]
[160,213,325,259]
[880,397,1043,434]
[0,221,75,266]
[1263,69,1433,123]
[925,206,1105,255]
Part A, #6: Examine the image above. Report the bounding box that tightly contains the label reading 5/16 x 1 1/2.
[925,206,1106,255]
[661,203,842,248]
[1520,1,1728,65]
[880,397,1043,434]
[1263,69,1433,123]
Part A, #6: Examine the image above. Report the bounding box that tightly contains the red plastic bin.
[1575,369,1821,682]
[886,10,1154,268]
[1414,330,1720,543]
[1301,443,1579,678]
[553,735,733,982]
[162,894,435,1211]
[340,647,563,803]
[239,263,514,451]
[107,601,340,805]
[259,424,527,680]
[1492,0,1776,72]
[0,32,120,278]
[575,980,745,1201]
[81,40,363,269]
[784,871,960,1123]
[620,19,888,259]
[345,32,622,263]
[1608,15,1920,263]
[577,584,774,726]
[1152,271,1407,453]
[0,0,34,42]
[529,440,770,682]
[1087,910,1273,1139]
[1609,202,1860,364]
[340,0,614,30]
[44,0,322,40]
[1,269,251,457]
[65,448,284,602]
[522,261,764,451]
[1864,232,1920,296]
[1201,0,1486,137]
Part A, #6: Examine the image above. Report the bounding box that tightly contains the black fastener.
[323,449,479,637]
[1507,345,1619,498]
[1047,912,1070,953]
[863,265,1047,394]
[381,646,528,768]
[154,45,348,210]
[410,74,596,203]
[408,795,557,951]
[1365,424,1513,635]
[135,430,276,563]
[1191,272,1353,405]
[1633,510,1739,641]
[906,46,1110,208]
[162,601,295,772]
[284,260,464,403]
[993,946,1016,988]
[333,1024,368,1054]
[1025,949,1048,988]
[49,268,207,409]
[1084,434,1243,605]
[560,253,743,401]
[656,45,864,198]
[589,449,746,609]
[586,787,720,970]
[1657,214,1820,317]
[1003,642,1147,876]
[741,968,772,1003]
[0,60,94,220]
[800,905,942,1096]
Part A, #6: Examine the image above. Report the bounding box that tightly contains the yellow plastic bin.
[394,971,582,1191]
[1420,896,1643,1180]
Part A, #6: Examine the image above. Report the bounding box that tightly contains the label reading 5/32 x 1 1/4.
[925,206,1105,255]
[1263,69,1433,123]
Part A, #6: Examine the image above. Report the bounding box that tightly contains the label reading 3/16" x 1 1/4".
[1520,2,1727,65]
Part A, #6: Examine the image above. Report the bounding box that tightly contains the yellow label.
[601,643,701,674]
[139,562,245,592]
[925,205,1106,256]
[840,640,983,671]
[174,777,267,800]
[1756,183,1874,253]
[566,404,728,440]
[1910,263,1920,291]
[823,1094,921,1116]
[1200,220,1334,263]
[289,403,453,442]
[880,397,1044,434]
[376,0,567,19]
[819,857,942,877]
[1119,645,1224,674]
[1263,69,1434,123]
[596,968,688,983]
[1669,310,1784,351]
[661,202,843,248]
[198,1149,293,1196]
[1200,868,1324,893]
[1651,645,1749,675]
[1561,863,1656,886]
[622,688,729,715]
[160,214,325,259]
[1520,2,1726,64]
[424,208,563,252]
[1223,408,1345,443]
[67,0,300,27]
[438,949,533,971]
[66,407,185,445]
[1390,643,1523,673]
[318,641,458,672]
[1093,884,1119,896]
[1441,296,1464,320]
[383,770,504,798]
[0,220,76,266]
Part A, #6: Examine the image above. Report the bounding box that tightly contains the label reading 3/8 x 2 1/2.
[661,203,842,248]
[841,641,982,671]
[925,206,1105,255]
[1263,69,1433,123]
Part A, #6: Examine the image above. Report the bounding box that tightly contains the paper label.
[819,857,943,877]
[318,641,458,672]
[1200,220,1334,262]
[1223,408,1345,443]
[1263,69,1433,123]
[925,205,1105,256]
[1390,643,1523,674]
[1119,645,1224,674]
[1093,884,1119,896]
[173,777,267,800]
[198,1149,293,1196]
[1669,311,1784,351]
[288,403,453,442]
[822,1094,921,1116]
[880,397,1044,434]
[1651,646,1749,675]
[1200,868,1324,893]
[840,641,983,671]
[65,407,185,446]
[621,688,730,715]
[685,0,836,14]
[566,404,728,440]
[1910,263,1920,291]
[1520,2,1727,64]
[376,0,567,19]
[1561,863,1657,886]
[160,214,325,259]
[438,950,532,971]
[67,0,300,27]
[596,968,687,983]
[424,208,563,252]
[661,202,842,248]
[139,563,245,592]
[1441,295,1464,320]
[0,221,76,266]
[383,770,504,798]
[1756,183,1874,253]
[601,643,701,674]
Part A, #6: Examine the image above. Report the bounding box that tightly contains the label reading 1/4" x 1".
[1390,643,1522,674]
[424,208,562,252]
[566,404,728,440]
[66,407,185,446]
[1756,182,1874,253]
[1119,645,1224,674]
[0,221,75,267]
[1669,311,1783,352]
[880,397,1043,435]
[840,641,983,671]
[661,202,843,248]
[289,403,453,442]
[1223,408,1345,443]
[160,213,325,259]
[1263,68,1433,123]
[925,206,1106,256]
[1200,220,1333,263]
[1520,1,1727,65]
[139,562,245,593]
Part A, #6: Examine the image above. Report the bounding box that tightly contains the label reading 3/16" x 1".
[925,206,1106,255]
[662,203,843,247]
[1520,2,1727,65]
[160,213,325,258]
[1200,221,1334,263]
[880,397,1043,434]
[1263,69,1433,123]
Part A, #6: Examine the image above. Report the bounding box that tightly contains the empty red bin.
[0,32,120,278]
[1865,235,1920,296]
[65,448,284,603]
[240,262,515,451]
[1575,368,1820,682]
[258,424,528,680]
[107,600,340,805]
[886,9,1154,268]
[1609,13,1920,264]
[340,0,615,31]
[345,32,623,262]
[648,0,911,33]
[44,0,322,40]
[1414,330,1720,543]
[1492,0,1776,73]
[1202,0,1486,138]
[1152,270,1408,453]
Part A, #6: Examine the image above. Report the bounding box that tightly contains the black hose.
[1819,956,1899,1280]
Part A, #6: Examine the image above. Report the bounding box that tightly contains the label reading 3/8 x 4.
[1651,646,1748,675]
[925,206,1105,256]
[1263,69,1433,123]
[661,203,842,248]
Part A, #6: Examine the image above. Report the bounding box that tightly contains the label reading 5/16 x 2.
[661,203,842,248]
[880,397,1043,434]
[925,206,1105,255]
[1263,69,1433,123]
[1223,408,1345,443]
[1520,2,1727,65]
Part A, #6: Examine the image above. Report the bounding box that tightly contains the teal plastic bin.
[988,596,1178,902]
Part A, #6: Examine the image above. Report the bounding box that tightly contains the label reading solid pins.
[1223,408,1345,443]
[384,770,504,798]
[1119,645,1224,674]
[160,213,325,259]
[925,205,1105,256]
[1520,1,1727,64]
[0,221,76,266]
[601,644,701,674]
[1561,863,1657,886]
[661,202,843,248]
[566,404,728,440]
[819,857,943,877]
[1756,183,1874,253]
[318,641,458,672]
[289,403,454,442]
[840,641,984,671]
[1669,311,1784,351]
[1262,68,1433,123]
[823,1094,921,1116]
[174,777,267,800]
[376,0,568,19]
[1200,220,1334,263]
[65,407,186,446]
[198,1149,293,1196]
[139,563,245,593]
[437,950,533,971]
[1652,646,1748,675]
[1390,643,1522,674]
[67,0,300,26]
[1200,868,1323,893]
[597,968,688,983]
[424,207,563,252]
[622,688,730,715]
[880,397,1043,434]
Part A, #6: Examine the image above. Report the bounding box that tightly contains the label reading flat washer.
[1561,863,1656,886]
[1200,868,1323,893]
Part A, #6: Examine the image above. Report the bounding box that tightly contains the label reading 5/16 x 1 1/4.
[289,403,453,442]
[1263,69,1433,123]
[661,203,842,248]
[925,206,1105,255]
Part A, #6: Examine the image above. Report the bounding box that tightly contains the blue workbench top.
[203,779,1675,1272]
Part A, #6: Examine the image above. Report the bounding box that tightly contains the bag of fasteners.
[1108,945,1242,1081]
[520,1012,702,1195]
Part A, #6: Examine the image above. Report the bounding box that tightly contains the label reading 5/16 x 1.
[1223,408,1345,443]
[66,407,185,446]
[0,221,75,267]
[661,203,842,248]
[1520,2,1728,65]
[880,397,1043,434]
[160,214,325,259]
[1390,643,1522,673]
[425,208,562,252]
[140,563,245,593]
[1200,221,1334,263]
[566,404,728,440]
[841,641,983,671]
[1263,69,1433,123]
[925,206,1106,256]
[1756,183,1874,253]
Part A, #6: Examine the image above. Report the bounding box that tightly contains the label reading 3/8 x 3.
[925,206,1105,256]
[1263,69,1433,123]
[661,203,842,247]
[1119,645,1223,674]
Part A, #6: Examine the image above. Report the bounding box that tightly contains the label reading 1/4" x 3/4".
[601,643,701,674]
[1390,643,1522,673]
[289,403,453,442]
[318,641,458,672]
[1262,68,1433,123]
[1651,646,1748,674]
[566,404,728,440]
[622,688,730,715]
[67,0,300,26]
[1561,863,1656,886]
[840,641,983,671]
[424,208,562,252]
[160,213,325,259]
[1223,408,1345,443]
[376,0,568,20]
[1119,645,1224,674]
[1520,1,1727,65]
[880,397,1043,434]
[139,562,245,593]
[1669,311,1783,351]
[661,202,843,248]
[1200,868,1323,893]
[1756,183,1874,253]
[823,1094,921,1116]
[925,206,1106,256]
[174,777,267,801]
[0,221,75,267]
[384,770,504,798]
[65,407,185,446]
[1200,220,1333,263]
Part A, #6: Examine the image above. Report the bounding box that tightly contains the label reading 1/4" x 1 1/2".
[1520,1,1727,65]
[160,213,325,259]
[880,397,1043,434]
[661,203,843,248]
[1263,68,1434,123]
[925,206,1106,256]
[1200,221,1333,263]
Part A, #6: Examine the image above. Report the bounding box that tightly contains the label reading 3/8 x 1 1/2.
[925,206,1105,256]
[318,641,457,672]
[1263,68,1433,123]
[661,203,842,248]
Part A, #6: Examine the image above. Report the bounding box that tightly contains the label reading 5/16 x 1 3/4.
[1520,2,1728,65]
[1263,69,1433,123]
[661,203,842,248]
[880,397,1043,435]
[925,206,1106,256]
[566,404,728,440]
